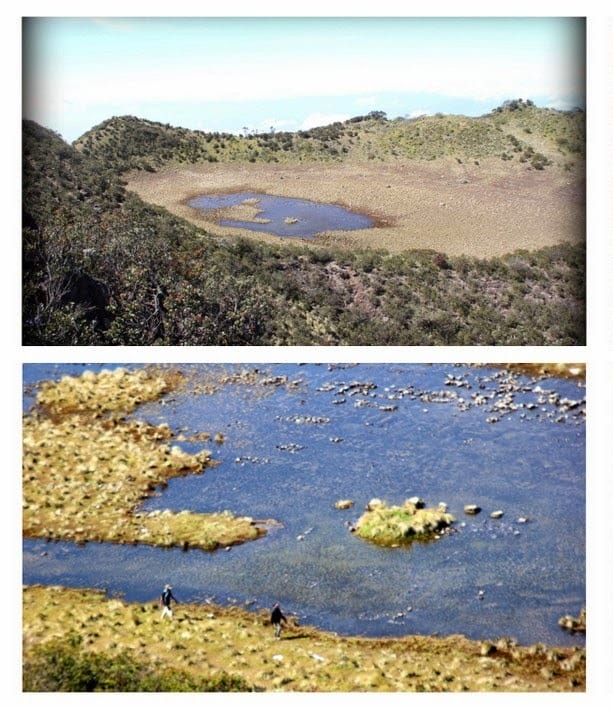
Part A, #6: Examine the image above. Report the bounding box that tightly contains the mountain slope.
[73,100,584,174]
[22,105,585,347]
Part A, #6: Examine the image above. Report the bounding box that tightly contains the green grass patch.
[354,500,455,546]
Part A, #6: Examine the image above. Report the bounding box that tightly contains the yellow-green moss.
[23,367,265,550]
[22,585,586,692]
[354,500,454,546]
[35,366,182,417]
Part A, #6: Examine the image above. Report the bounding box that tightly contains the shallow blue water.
[188,192,374,237]
[22,363,585,646]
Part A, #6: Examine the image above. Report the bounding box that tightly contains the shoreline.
[22,366,267,552]
[23,584,585,692]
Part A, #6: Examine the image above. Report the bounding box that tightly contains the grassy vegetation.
[23,586,586,692]
[354,500,454,546]
[22,100,585,346]
[73,101,584,171]
[23,367,265,550]
[23,632,251,692]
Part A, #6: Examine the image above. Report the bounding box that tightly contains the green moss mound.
[354,500,455,546]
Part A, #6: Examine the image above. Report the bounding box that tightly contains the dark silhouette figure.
[270,602,287,639]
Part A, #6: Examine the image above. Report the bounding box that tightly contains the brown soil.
[126,159,585,257]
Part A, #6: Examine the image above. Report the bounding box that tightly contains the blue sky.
[23,16,585,142]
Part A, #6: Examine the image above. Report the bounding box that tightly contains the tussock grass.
[36,366,180,418]
[354,500,454,546]
[23,367,265,550]
[22,585,586,692]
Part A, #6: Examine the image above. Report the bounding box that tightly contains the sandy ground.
[126,159,585,257]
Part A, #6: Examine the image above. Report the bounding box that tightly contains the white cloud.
[260,118,298,132]
[406,109,432,119]
[57,53,573,111]
[301,113,351,130]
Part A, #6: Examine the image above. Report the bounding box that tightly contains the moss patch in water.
[36,366,181,418]
[501,363,585,381]
[353,500,455,546]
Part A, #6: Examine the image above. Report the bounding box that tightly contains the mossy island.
[352,498,455,546]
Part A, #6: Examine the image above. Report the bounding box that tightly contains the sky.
[22,16,586,143]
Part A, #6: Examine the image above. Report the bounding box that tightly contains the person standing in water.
[270,602,287,639]
[160,584,178,620]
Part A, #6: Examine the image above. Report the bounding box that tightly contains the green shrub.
[23,635,252,692]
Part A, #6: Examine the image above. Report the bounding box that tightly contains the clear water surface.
[22,363,585,646]
[188,192,374,238]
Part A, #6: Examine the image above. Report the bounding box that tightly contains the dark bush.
[23,635,252,692]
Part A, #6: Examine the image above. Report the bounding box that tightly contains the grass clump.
[36,366,181,417]
[354,500,454,546]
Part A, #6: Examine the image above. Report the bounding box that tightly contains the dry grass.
[22,585,585,692]
[126,158,585,258]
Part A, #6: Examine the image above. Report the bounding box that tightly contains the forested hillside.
[22,102,585,346]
